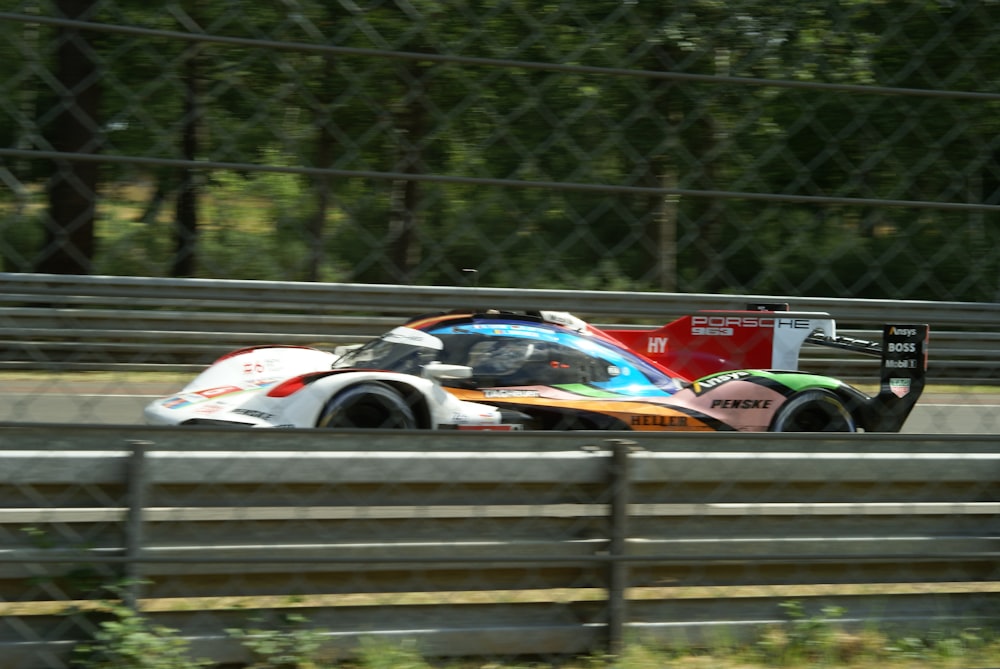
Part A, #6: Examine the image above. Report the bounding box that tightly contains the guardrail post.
[606,438,635,655]
[124,439,151,610]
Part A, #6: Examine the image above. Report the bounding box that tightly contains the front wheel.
[317,382,418,429]
[769,389,857,432]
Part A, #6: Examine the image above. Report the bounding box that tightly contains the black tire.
[317,382,418,429]
[769,388,857,432]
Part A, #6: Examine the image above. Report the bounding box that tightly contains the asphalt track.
[0,380,997,434]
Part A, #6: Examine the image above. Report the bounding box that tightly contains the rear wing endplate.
[869,324,930,431]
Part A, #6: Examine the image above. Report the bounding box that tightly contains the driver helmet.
[474,339,537,376]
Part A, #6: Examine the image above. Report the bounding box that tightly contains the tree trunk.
[305,54,338,283]
[655,160,679,292]
[306,138,332,282]
[136,174,170,225]
[36,0,101,275]
[171,45,200,277]
[386,62,426,284]
[685,110,723,292]
[982,150,1000,301]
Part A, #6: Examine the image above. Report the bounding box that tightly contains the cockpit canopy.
[334,320,682,394]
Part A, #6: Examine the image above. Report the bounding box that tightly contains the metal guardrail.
[0,424,997,668]
[1,272,998,383]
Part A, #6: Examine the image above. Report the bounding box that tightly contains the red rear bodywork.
[605,311,838,381]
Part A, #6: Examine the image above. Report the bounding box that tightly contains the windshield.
[333,327,443,375]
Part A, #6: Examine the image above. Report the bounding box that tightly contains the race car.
[144,308,929,433]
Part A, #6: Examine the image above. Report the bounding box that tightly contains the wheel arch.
[829,385,873,430]
[314,378,430,429]
[368,379,434,429]
[769,386,859,432]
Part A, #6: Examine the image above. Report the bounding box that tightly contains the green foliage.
[94,215,172,277]
[227,613,327,669]
[754,600,851,665]
[8,1,1000,299]
[19,526,109,600]
[0,210,43,273]
[355,637,433,669]
[65,596,1000,669]
[73,600,212,669]
[746,600,999,668]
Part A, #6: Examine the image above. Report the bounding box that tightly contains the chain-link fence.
[2,1,1000,297]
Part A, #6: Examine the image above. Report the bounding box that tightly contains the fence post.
[124,439,151,610]
[606,438,635,655]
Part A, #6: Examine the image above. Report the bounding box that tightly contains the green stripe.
[747,370,842,392]
[553,384,622,398]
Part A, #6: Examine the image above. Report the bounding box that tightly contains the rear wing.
[609,310,839,381]
[608,310,928,390]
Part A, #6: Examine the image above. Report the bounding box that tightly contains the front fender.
[271,371,507,429]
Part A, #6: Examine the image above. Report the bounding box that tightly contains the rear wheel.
[769,389,856,432]
[317,382,418,429]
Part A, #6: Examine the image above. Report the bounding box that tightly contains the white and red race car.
[145,307,928,433]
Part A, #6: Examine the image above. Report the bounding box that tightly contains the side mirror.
[422,361,473,380]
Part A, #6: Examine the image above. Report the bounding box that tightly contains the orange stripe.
[448,389,717,431]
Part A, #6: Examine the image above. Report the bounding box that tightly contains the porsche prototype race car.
[144,308,929,433]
